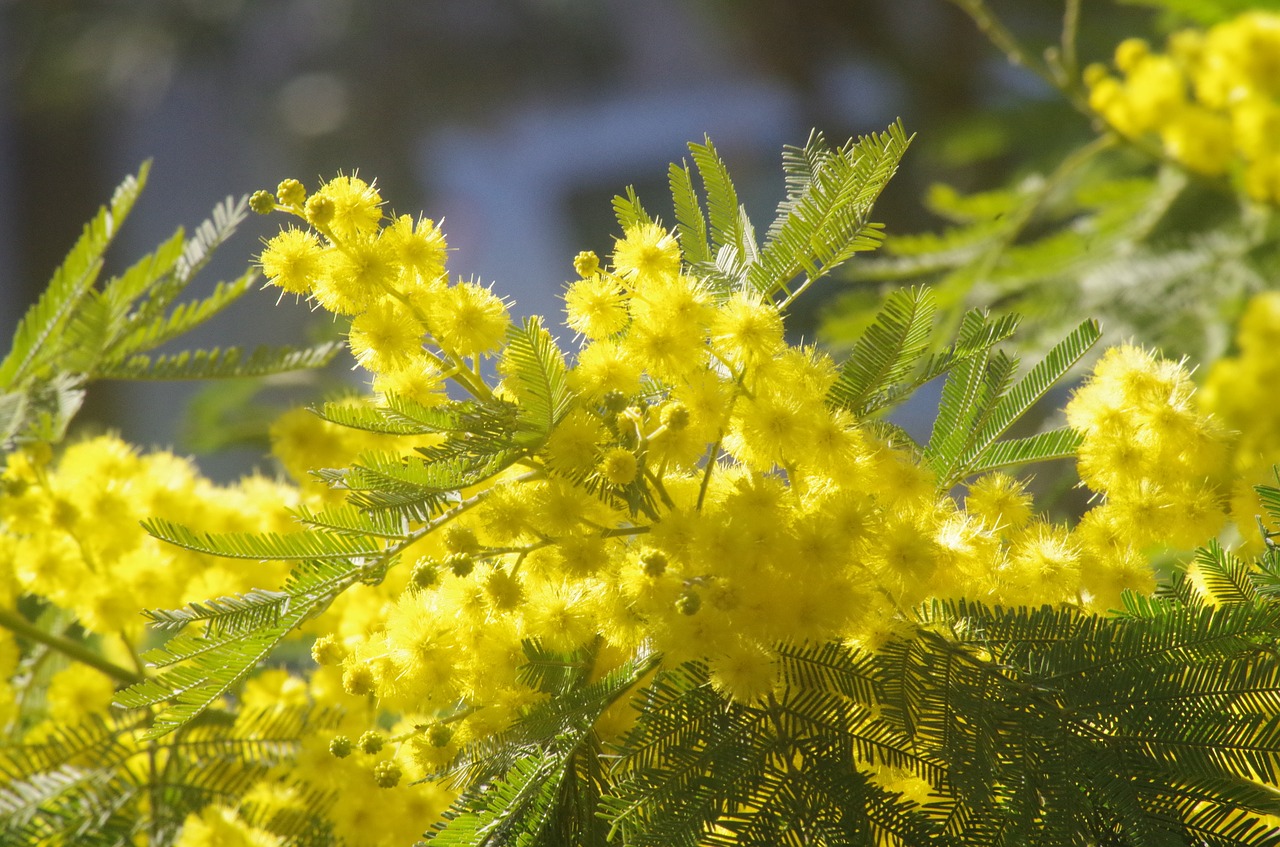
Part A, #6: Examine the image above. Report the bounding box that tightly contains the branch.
[0,607,145,685]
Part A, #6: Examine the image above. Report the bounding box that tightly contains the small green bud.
[276,177,306,206]
[426,721,453,748]
[446,552,475,577]
[329,735,353,758]
[249,190,276,215]
[410,560,440,590]
[675,589,701,616]
[444,525,480,556]
[573,250,599,277]
[373,759,402,788]
[660,402,690,432]
[311,634,345,666]
[306,194,335,227]
[358,730,385,754]
[639,549,668,577]
[601,390,629,415]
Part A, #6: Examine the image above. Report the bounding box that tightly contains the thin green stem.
[1060,0,1082,86]
[947,0,1055,86]
[696,437,722,513]
[600,525,651,538]
[933,132,1116,344]
[778,272,822,312]
[949,0,1092,116]
[0,608,145,685]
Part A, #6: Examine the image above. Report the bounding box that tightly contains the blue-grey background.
[0,0,1146,477]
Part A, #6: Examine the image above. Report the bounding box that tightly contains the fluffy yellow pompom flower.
[568,339,644,399]
[707,639,779,705]
[371,351,448,407]
[312,174,384,240]
[45,664,115,725]
[964,472,1034,535]
[612,222,682,282]
[384,214,448,291]
[1160,105,1233,176]
[710,292,785,368]
[1243,154,1280,204]
[524,580,599,652]
[1003,522,1081,604]
[564,273,629,339]
[174,804,282,847]
[1086,11,1280,199]
[258,227,325,296]
[313,233,398,315]
[599,447,639,486]
[428,281,511,357]
[348,300,426,375]
[544,409,605,477]
[727,390,813,471]
[622,275,711,380]
[1070,344,1229,553]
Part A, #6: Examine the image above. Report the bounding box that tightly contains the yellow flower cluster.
[1066,345,1231,604]
[0,436,299,639]
[1200,291,1280,552]
[1085,11,1280,201]
[256,176,1215,745]
[257,174,508,407]
[2,165,1249,844]
[0,432,452,844]
[226,668,455,847]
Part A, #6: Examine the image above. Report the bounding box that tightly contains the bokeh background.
[0,0,1150,477]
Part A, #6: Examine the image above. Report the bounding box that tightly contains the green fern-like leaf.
[431,647,657,847]
[117,555,377,738]
[826,286,935,418]
[505,317,574,441]
[612,186,656,233]
[141,588,293,637]
[964,426,1082,475]
[0,164,149,387]
[748,122,910,303]
[103,273,256,363]
[320,449,515,522]
[925,319,1099,486]
[94,340,342,381]
[289,502,409,539]
[668,161,712,267]
[902,599,1280,843]
[688,137,751,274]
[141,518,386,562]
[1190,539,1258,605]
[429,750,571,847]
[825,292,1023,423]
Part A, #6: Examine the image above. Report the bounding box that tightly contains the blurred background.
[0,0,1150,477]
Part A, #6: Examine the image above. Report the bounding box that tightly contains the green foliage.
[624,123,909,304]
[6,55,1280,843]
[504,317,574,443]
[429,646,659,847]
[588,554,1280,847]
[825,286,1022,420]
[0,707,341,846]
[823,284,1094,484]
[923,318,1098,486]
[0,166,340,452]
[116,555,383,738]
[824,144,1280,365]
